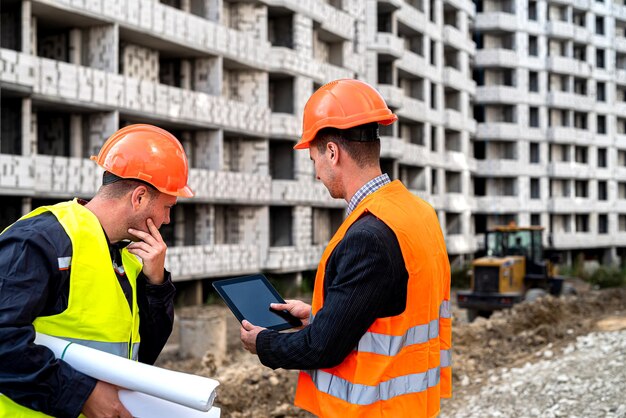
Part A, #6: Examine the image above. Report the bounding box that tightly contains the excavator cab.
[457,225,570,321]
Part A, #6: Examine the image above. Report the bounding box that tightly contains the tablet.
[212,274,303,331]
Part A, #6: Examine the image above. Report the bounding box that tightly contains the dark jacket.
[0,210,175,418]
[256,213,409,370]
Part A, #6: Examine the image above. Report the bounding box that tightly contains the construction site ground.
[158,286,626,417]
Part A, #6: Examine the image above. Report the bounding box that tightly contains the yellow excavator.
[457,224,575,321]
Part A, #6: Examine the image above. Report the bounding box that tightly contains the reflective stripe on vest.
[304,366,441,406]
[295,181,452,417]
[60,337,141,361]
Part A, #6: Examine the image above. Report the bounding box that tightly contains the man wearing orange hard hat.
[242,79,452,417]
[0,124,194,418]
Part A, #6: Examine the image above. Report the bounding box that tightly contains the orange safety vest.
[294,180,452,418]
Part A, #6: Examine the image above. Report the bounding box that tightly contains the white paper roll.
[118,390,220,418]
[35,333,219,412]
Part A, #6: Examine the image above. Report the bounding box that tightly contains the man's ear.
[130,185,149,210]
[327,142,339,164]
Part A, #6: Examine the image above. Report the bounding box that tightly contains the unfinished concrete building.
[365,0,478,266]
[473,0,626,264]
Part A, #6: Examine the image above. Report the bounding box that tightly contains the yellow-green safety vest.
[0,200,142,417]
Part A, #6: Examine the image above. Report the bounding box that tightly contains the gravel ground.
[441,329,626,418]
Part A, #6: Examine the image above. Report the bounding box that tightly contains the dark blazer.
[257,213,409,370]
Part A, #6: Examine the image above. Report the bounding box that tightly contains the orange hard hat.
[294,79,397,150]
[91,124,194,197]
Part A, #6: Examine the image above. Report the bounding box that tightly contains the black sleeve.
[136,270,176,365]
[256,216,408,370]
[0,219,97,418]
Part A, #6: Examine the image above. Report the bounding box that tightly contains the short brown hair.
[313,123,380,168]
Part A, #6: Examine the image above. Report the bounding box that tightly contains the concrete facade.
[473,0,626,264]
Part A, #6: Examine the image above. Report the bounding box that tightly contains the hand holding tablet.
[212,274,303,331]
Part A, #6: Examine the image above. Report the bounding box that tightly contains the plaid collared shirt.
[346,173,391,215]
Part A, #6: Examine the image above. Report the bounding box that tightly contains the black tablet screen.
[215,275,301,330]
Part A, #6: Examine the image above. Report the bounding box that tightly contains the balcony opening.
[529,35,538,56]
[531,213,541,226]
[597,115,607,134]
[444,89,461,112]
[429,0,436,23]
[1,97,22,155]
[528,1,537,21]
[487,105,516,123]
[595,16,605,35]
[573,77,587,95]
[430,84,438,110]
[400,164,426,191]
[597,148,607,168]
[405,34,424,56]
[401,77,424,100]
[378,60,393,85]
[473,68,485,86]
[573,11,585,27]
[443,7,457,28]
[597,81,606,102]
[489,141,516,159]
[530,107,540,127]
[529,71,539,92]
[621,215,626,232]
[548,39,568,58]
[444,46,460,70]
[550,144,571,162]
[313,26,344,67]
[268,7,294,49]
[445,130,462,152]
[446,171,462,193]
[312,208,344,245]
[550,179,570,197]
[617,52,626,71]
[474,214,487,234]
[430,40,437,66]
[473,177,486,196]
[575,146,588,164]
[37,111,70,157]
[573,112,587,130]
[1,1,21,51]
[530,142,540,163]
[473,141,486,160]
[446,213,462,236]
[36,21,70,62]
[598,214,608,234]
[575,180,588,198]
[400,121,425,145]
[160,0,181,8]
[377,10,393,33]
[575,214,589,232]
[431,126,438,151]
[551,214,572,233]
[270,206,293,247]
[431,169,439,194]
[548,4,567,22]
[620,182,626,199]
[598,181,608,201]
[269,140,295,180]
[530,178,540,199]
[596,48,605,68]
[406,0,424,12]
[269,75,294,114]
[573,43,586,61]
[159,57,182,87]
[473,33,484,50]
[474,105,486,123]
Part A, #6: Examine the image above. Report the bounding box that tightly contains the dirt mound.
[452,288,626,382]
[161,288,625,416]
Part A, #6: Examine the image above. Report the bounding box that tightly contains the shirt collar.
[347,174,391,215]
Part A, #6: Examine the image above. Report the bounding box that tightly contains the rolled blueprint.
[118,390,220,418]
[35,333,219,412]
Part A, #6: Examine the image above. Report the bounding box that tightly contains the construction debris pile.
[160,288,626,417]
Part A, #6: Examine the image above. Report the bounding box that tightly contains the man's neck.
[344,168,383,203]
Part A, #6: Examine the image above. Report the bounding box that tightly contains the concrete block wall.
[120,44,159,82]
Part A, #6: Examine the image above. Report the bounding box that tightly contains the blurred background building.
[0,0,624,303]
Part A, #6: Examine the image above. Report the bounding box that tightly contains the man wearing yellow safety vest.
[241,79,452,417]
[0,124,194,418]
